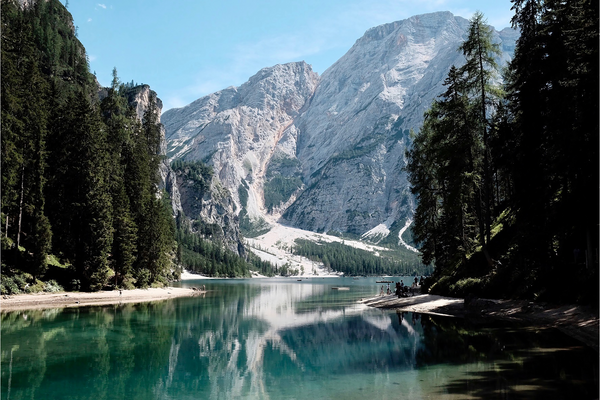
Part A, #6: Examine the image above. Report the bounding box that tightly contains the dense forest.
[0,0,283,292]
[406,2,598,304]
[1,0,178,292]
[3,0,597,299]
[293,239,433,277]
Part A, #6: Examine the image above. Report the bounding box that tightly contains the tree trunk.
[16,163,25,248]
[477,24,492,246]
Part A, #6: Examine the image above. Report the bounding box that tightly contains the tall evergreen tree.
[131,93,176,285]
[407,13,502,273]
[1,3,53,277]
[100,68,140,286]
[70,93,113,290]
[458,11,502,255]
[503,0,599,279]
[1,1,25,241]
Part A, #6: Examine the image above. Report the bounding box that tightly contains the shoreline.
[1,271,343,311]
[361,294,599,352]
[1,287,201,312]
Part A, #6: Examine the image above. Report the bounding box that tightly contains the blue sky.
[65,0,515,112]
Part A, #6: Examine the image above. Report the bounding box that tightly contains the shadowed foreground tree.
[407,4,599,303]
[406,12,501,278]
[1,0,181,292]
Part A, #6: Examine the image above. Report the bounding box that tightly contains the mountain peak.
[358,11,465,44]
[163,12,517,237]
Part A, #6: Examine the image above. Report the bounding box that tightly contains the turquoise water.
[1,277,597,399]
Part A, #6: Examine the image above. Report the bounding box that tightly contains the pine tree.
[1,3,53,277]
[61,92,113,290]
[1,0,27,243]
[406,66,481,270]
[111,183,138,286]
[99,68,142,286]
[503,0,599,279]
[128,92,176,285]
[458,11,502,257]
[406,12,503,276]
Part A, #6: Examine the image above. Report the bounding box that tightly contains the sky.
[65,0,515,112]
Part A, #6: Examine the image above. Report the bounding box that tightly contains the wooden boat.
[376,280,393,283]
[331,287,349,290]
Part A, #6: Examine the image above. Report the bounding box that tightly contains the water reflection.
[1,279,598,400]
[414,314,599,399]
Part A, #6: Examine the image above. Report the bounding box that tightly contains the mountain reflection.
[166,281,418,399]
[2,280,596,400]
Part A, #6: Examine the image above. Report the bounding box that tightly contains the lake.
[1,277,598,399]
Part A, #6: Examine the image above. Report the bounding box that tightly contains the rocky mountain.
[162,11,518,243]
[163,62,319,235]
[110,84,246,255]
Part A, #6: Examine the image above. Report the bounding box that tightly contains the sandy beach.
[0,287,201,312]
[362,293,599,352]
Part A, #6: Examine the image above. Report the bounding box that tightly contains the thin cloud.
[232,34,324,72]
[163,0,513,111]
[163,96,188,111]
[97,3,106,9]
[163,1,423,110]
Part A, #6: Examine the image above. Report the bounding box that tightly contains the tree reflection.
[1,283,597,400]
[1,302,177,400]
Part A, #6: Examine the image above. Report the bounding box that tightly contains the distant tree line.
[1,0,175,292]
[292,239,432,277]
[174,213,249,278]
[406,3,598,303]
[171,159,214,192]
[175,225,280,278]
[171,159,280,277]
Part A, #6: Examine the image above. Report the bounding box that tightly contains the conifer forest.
[1,0,598,306]
[406,3,598,303]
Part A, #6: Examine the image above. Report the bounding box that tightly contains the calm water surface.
[1,277,598,399]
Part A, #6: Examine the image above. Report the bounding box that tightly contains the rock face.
[162,12,518,241]
[166,166,245,255]
[163,62,319,231]
[120,85,246,255]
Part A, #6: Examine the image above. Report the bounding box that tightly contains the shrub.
[69,279,81,291]
[44,280,64,293]
[429,275,452,295]
[25,280,46,293]
[136,269,151,289]
[1,275,20,295]
[121,274,136,290]
[13,274,30,291]
[0,272,41,295]
[449,277,483,298]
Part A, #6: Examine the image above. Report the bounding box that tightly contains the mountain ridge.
[162,11,518,241]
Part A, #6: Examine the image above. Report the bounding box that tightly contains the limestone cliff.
[163,62,319,232]
[162,12,518,242]
[120,84,246,255]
